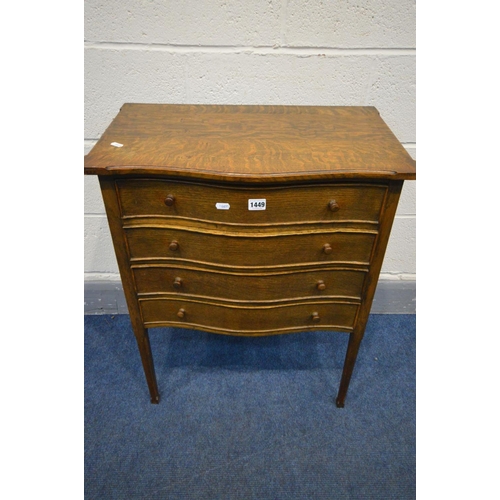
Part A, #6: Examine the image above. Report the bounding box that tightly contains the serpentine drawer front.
[139,297,359,335]
[84,104,416,407]
[117,179,388,225]
[124,226,377,266]
[132,265,367,302]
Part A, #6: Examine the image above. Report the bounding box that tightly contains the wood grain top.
[84,104,416,182]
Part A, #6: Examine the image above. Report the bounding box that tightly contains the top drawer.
[116,179,387,225]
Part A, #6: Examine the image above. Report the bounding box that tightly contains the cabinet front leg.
[335,330,364,408]
[134,327,160,404]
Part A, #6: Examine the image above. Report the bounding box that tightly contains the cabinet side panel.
[355,180,404,332]
[98,176,144,329]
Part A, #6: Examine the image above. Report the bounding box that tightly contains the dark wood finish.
[86,104,415,407]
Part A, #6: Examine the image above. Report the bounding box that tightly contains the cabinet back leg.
[134,327,160,404]
[336,331,364,408]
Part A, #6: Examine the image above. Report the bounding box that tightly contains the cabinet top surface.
[84,104,415,182]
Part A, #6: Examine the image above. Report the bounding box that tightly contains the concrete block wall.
[84,0,416,307]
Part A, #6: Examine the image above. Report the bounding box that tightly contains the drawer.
[125,227,377,267]
[133,265,367,301]
[139,297,359,335]
[117,179,387,225]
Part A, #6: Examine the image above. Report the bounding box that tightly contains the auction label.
[248,199,266,211]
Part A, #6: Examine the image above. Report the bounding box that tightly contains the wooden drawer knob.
[328,200,339,212]
[173,277,183,289]
[323,243,332,255]
[169,240,179,251]
[177,308,186,319]
[316,280,326,291]
[164,194,176,206]
[311,312,320,322]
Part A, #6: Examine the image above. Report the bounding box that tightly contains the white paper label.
[215,202,230,210]
[248,199,266,211]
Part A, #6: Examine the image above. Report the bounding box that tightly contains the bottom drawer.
[139,297,358,335]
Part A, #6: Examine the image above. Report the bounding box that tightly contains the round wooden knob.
[169,240,179,251]
[173,277,183,289]
[177,308,186,319]
[328,200,339,212]
[323,243,332,255]
[311,312,320,322]
[164,194,175,206]
[316,280,326,291]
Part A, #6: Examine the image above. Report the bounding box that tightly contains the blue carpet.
[85,314,415,499]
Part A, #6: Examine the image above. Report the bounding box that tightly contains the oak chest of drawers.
[84,104,416,407]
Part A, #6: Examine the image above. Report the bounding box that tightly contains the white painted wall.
[84,0,416,283]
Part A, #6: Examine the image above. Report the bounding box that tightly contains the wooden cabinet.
[84,104,415,406]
